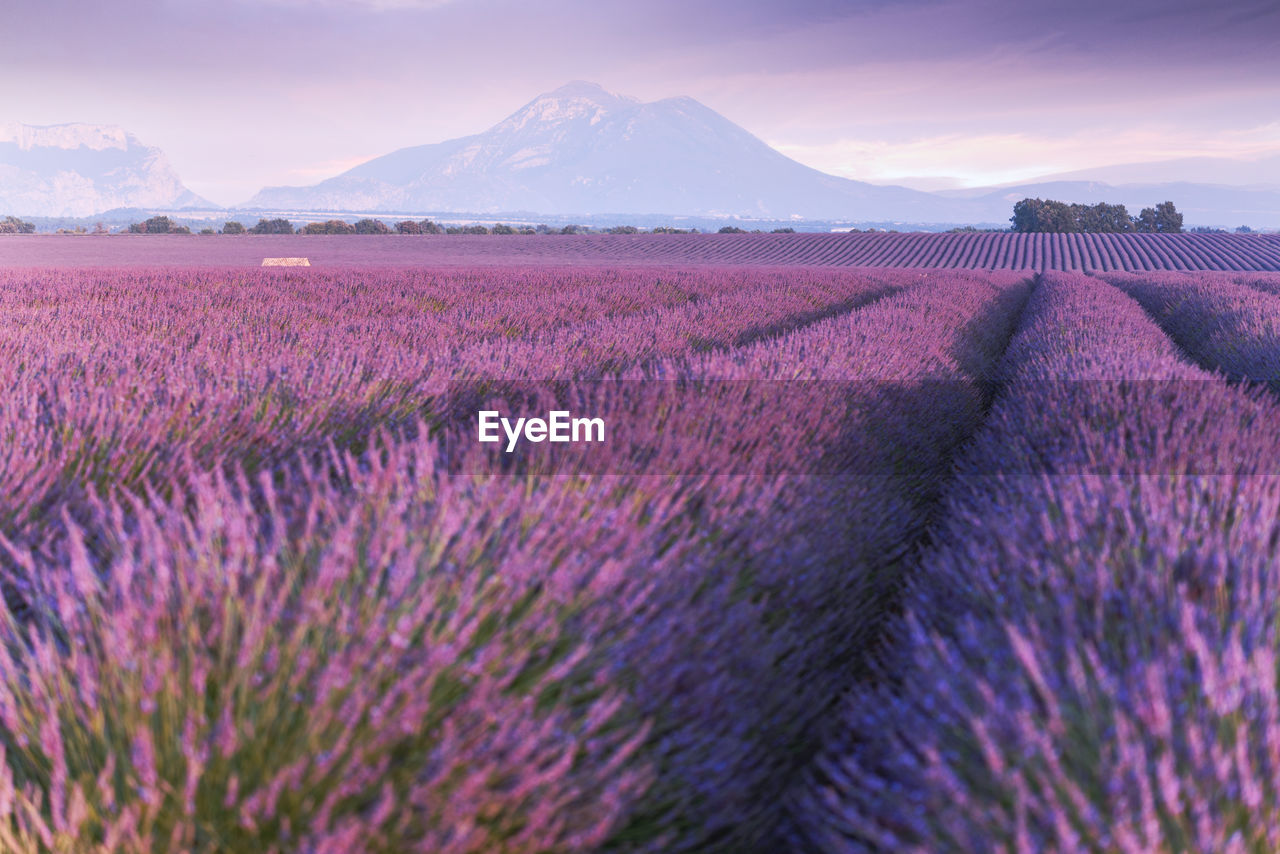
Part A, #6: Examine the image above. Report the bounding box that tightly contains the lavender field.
[3,231,1280,271]
[3,253,1280,852]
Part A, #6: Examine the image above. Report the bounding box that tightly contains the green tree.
[1133,202,1181,234]
[1012,198,1177,233]
[1153,201,1183,233]
[718,226,746,234]
[302,220,355,235]
[1074,202,1132,233]
[129,215,177,234]
[1011,198,1077,232]
[221,221,246,235]
[395,220,421,234]
[0,215,36,234]
[248,218,295,235]
[354,218,390,235]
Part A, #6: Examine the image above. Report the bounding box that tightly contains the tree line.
[1010,198,1184,233]
[123,217,742,235]
[0,215,36,234]
[66,205,1265,237]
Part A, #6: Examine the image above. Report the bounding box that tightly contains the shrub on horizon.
[0,215,36,234]
[353,218,390,235]
[128,215,182,234]
[248,218,295,235]
[302,220,356,235]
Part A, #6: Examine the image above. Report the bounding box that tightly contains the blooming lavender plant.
[793,272,1280,852]
[1105,270,1280,388]
[0,265,1018,851]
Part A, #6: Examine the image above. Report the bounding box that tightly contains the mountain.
[1022,155,1280,191]
[245,81,953,221]
[0,123,213,217]
[241,81,1279,227]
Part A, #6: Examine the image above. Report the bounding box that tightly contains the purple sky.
[6,0,1278,205]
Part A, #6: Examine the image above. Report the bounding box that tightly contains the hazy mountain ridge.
[0,123,211,218]
[5,93,1278,227]
[244,82,1279,227]
[246,82,955,221]
[1023,155,1280,191]
[940,180,1280,228]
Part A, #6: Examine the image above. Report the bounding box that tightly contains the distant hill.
[244,82,1279,228]
[245,81,955,222]
[0,123,213,218]
[939,180,1280,229]
[1025,155,1280,191]
[8,95,1276,228]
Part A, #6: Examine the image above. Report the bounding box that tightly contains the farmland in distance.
[2,230,1279,270]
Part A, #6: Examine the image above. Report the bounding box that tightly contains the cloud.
[771,124,1280,188]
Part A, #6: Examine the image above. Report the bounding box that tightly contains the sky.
[4,0,1278,206]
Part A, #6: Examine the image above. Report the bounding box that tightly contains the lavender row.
[1231,271,1280,298]
[0,266,899,543]
[0,438,689,851]
[439,266,912,382]
[0,271,1030,852]
[1103,270,1280,388]
[794,272,1280,851]
[604,271,1031,850]
[6,232,1280,271]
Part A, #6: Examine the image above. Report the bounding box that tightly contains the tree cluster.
[128,216,190,234]
[160,218,785,237]
[1,215,36,234]
[720,226,798,234]
[302,220,355,234]
[248,218,296,235]
[1010,198,1183,233]
[300,219,389,235]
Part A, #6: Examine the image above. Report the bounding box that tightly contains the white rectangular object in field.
[261,257,310,266]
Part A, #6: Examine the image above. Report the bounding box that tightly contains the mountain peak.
[249,81,942,219]
[543,80,633,104]
[491,82,641,135]
[0,122,134,152]
[0,122,213,216]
